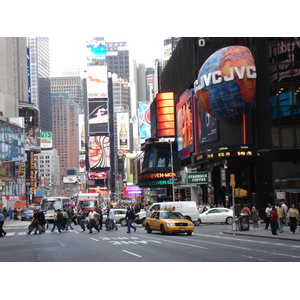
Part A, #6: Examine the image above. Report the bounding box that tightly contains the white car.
[199,208,233,224]
[102,209,128,226]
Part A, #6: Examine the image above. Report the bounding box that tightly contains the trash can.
[238,213,250,231]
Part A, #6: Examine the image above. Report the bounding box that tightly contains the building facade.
[51,93,79,177]
[139,37,300,213]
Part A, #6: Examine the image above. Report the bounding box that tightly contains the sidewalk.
[223,224,300,242]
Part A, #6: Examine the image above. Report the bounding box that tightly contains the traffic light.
[19,164,25,176]
[31,188,35,195]
[234,188,248,197]
[230,174,235,187]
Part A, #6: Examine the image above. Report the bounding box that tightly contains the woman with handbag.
[286,204,299,234]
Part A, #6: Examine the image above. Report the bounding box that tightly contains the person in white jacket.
[87,208,100,234]
[108,205,118,231]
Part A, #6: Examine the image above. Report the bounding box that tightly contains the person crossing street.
[125,206,137,233]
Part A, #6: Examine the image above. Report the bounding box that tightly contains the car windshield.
[41,200,62,211]
[160,212,184,219]
[79,201,96,208]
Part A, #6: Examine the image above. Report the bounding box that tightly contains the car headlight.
[166,223,175,226]
[188,223,194,227]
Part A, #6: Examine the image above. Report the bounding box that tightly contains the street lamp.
[169,141,175,202]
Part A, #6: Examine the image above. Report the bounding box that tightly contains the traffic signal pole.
[230,174,236,230]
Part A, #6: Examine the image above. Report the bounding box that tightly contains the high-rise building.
[51,92,79,177]
[27,37,51,131]
[106,41,130,81]
[0,37,28,117]
[51,76,85,114]
[163,37,181,65]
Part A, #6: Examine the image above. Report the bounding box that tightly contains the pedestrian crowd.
[263,201,299,235]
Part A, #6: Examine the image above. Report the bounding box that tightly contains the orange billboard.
[156,92,175,137]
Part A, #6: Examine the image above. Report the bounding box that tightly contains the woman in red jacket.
[270,206,279,235]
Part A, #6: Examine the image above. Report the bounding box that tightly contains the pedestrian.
[51,209,63,233]
[251,206,259,228]
[13,208,18,220]
[241,204,251,216]
[264,203,272,230]
[27,209,40,235]
[87,208,100,234]
[108,205,118,231]
[270,206,278,235]
[65,207,74,230]
[7,207,13,220]
[2,207,7,219]
[0,209,7,237]
[61,208,68,230]
[286,203,299,234]
[36,208,46,234]
[79,209,86,232]
[277,202,285,233]
[97,207,103,230]
[125,206,137,233]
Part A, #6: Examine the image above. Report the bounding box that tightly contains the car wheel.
[184,216,192,221]
[146,224,152,233]
[160,224,167,235]
[226,217,233,225]
[193,220,201,226]
[142,218,146,227]
[187,232,192,236]
[120,218,127,227]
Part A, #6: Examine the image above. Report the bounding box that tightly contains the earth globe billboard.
[194,46,256,123]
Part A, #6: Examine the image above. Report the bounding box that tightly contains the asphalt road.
[1,219,300,262]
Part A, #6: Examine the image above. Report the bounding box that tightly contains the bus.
[40,196,72,222]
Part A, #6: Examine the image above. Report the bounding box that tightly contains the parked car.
[102,208,128,226]
[21,207,34,221]
[145,210,194,235]
[199,208,233,224]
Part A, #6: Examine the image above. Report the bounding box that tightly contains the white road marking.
[122,250,142,257]
[90,238,99,242]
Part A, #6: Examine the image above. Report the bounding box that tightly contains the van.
[136,201,200,226]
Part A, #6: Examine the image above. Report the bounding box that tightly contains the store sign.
[187,172,208,184]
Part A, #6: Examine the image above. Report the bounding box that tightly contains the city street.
[1,219,300,262]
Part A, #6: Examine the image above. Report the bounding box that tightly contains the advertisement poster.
[117,112,130,150]
[88,136,110,169]
[86,40,107,61]
[139,103,151,144]
[88,101,109,134]
[86,65,108,99]
[40,131,52,149]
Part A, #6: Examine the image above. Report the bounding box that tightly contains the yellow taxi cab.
[145,210,194,235]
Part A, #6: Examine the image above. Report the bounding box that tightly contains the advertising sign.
[24,125,40,152]
[86,65,108,99]
[124,186,142,197]
[78,114,86,152]
[86,40,107,61]
[176,90,194,159]
[88,136,110,169]
[139,103,151,144]
[88,101,109,134]
[40,131,52,149]
[117,113,130,150]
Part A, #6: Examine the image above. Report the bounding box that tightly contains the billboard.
[176,90,194,159]
[88,136,110,169]
[124,185,142,197]
[24,125,40,152]
[86,40,107,61]
[40,131,52,149]
[88,101,109,134]
[139,103,151,144]
[86,65,108,99]
[78,114,86,152]
[156,92,175,137]
[117,112,130,150]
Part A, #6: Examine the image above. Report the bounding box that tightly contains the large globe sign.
[194,46,256,123]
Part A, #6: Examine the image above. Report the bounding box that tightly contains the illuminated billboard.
[88,136,110,169]
[176,90,194,159]
[40,131,52,149]
[139,103,151,144]
[86,65,108,99]
[78,114,86,152]
[117,113,130,150]
[88,101,109,134]
[124,185,142,197]
[156,92,175,137]
[86,40,107,61]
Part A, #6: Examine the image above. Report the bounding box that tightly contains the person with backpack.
[51,209,63,233]
[125,205,137,233]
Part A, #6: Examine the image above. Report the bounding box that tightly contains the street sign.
[187,172,208,184]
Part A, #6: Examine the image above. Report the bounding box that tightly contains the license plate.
[179,227,185,231]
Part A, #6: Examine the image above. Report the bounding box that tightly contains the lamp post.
[170,141,175,202]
